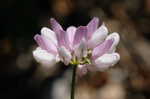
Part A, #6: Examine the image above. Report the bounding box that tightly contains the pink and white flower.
[33,17,120,75]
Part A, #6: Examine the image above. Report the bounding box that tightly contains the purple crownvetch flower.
[33,17,120,76]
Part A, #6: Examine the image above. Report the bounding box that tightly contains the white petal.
[94,53,120,71]
[66,26,76,45]
[33,47,57,67]
[106,32,120,53]
[41,27,58,45]
[88,24,108,48]
[58,46,72,65]
[74,39,87,59]
[65,26,77,51]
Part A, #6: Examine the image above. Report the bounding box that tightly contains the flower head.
[33,17,120,75]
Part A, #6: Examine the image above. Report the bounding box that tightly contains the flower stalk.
[71,65,77,99]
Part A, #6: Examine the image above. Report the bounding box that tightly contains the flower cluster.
[33,17,120,75]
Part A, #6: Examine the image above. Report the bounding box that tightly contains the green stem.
[71,65,77,99]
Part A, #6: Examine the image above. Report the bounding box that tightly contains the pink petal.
[66,26,77,49]
[87,17,99,39]
[55,30,71,50]
[77,65,88,76]
[50,18,63,34]
[106,32,120,53]
[56,30,66,46]
[86,64,99,72]
[73,26,87,46]
[74,38,87,59]
[34,34,57,54]
[41,35,58,54]
[34,34,47,50]
[92,39,114,59]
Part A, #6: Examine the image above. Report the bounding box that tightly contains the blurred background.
[1,0,150,99]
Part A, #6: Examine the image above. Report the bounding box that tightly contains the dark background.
[1,0,150,99]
